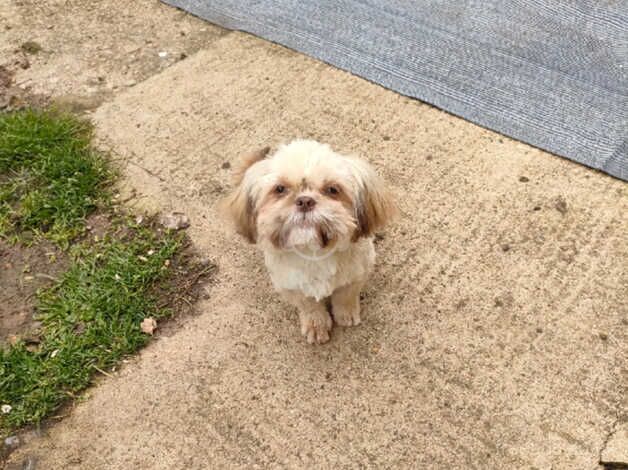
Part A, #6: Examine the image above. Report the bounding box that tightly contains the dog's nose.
[295,196,316,212]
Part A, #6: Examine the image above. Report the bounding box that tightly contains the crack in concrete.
[599,415,627,470]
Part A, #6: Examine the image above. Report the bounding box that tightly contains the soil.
[0,240,68,347]
[150,237,218,336]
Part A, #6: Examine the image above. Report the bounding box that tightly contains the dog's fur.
[222,140,396,343]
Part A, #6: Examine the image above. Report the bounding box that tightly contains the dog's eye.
[325,186,339,195]
[274,184,286,194]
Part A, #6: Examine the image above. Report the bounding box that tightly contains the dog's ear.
[221,147,271,243]
[352,160,397,240]
[232,146,270,184]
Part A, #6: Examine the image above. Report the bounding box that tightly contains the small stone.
[135,215,144,225]
[501,244,511,252]
[140,317,157,335]
[533,206,541,211]
[124,79,137,87]
[159,212,190,230]
[158,51,168,58]
[382,135,391,141]
[599,332,608,340]
[221,161,231,169]
[179,52,188,60]
[536,327,543,333]
[519,176,529,182]
[1,404,12,414]
[4,435,19,449]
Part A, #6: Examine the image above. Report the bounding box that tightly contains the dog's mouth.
[270,213,335,250]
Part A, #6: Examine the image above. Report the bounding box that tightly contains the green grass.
[0,223,181,432]
[0,109,186,435]
[0,109,112,245]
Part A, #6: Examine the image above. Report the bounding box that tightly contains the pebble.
[4,435,19,449]
[159,212,190,230]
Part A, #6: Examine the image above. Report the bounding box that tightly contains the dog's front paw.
[299,311,332,344]
[333,303,361,327]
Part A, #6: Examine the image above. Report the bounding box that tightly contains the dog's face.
[222,140,396,251]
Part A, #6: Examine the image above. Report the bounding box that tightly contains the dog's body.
[223,140,395,344]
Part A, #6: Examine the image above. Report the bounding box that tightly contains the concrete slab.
[0,0,226,109]
[7,32,627,469]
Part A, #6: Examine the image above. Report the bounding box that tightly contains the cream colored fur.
[222,140,396,344]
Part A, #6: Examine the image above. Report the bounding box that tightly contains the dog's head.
[221,140,396,251]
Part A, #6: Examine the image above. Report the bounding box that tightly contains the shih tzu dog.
[222,140,396,344]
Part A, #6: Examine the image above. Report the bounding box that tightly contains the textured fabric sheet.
[163,0,628,181]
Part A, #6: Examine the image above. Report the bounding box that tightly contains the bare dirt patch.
[149,236,218,337]
[0,240,68,347]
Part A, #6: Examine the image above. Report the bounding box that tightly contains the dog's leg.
[331,281,363,326]
[280,290,332,344]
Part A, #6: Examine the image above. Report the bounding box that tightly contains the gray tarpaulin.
[163,0,628,181]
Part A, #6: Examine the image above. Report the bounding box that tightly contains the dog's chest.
[263,240,375,300]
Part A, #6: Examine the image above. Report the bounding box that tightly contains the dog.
[222,140,396,344]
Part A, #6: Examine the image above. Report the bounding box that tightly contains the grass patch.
[0,221,181,433]
[0,109,207,438]
[0,109,112,245]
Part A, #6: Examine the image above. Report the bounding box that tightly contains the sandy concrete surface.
[6,31,626,469]
[0,0,225,109]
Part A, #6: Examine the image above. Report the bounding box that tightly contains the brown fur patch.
[353,185,397,240]
[232,146,271,184]
[269,216,289,248]
[221,146,271,244]
[222,192,258,244]
[318,222,336,248]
